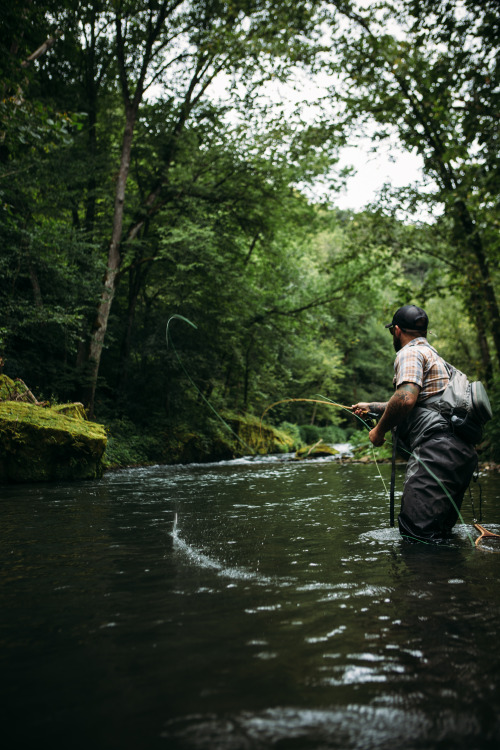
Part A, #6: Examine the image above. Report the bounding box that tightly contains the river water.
[1,452,500,749]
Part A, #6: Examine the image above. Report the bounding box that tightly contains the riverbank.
[102,412,296,471]
[102,417,498,472]
[1,373,497,482]
[102,419,499,474]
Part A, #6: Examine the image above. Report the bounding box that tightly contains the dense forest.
[1,0,499,465]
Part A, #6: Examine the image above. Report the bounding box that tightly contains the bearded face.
[393,328,403,352]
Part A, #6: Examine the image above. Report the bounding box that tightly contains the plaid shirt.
[393,337,449,402]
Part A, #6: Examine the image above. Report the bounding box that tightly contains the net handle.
[473,521,500,547]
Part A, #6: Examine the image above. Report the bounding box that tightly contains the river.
[1,452,499,749]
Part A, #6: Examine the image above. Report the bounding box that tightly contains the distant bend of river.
[1,451,500,750]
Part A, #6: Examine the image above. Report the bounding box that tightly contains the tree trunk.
[467,284,494,385]
[85,105,137,415]
[310,401,317,425]
[83,5,99,236]
[476,322,493,386]
[116,261,151,396]
[21,231,43,309]
[453,199,500,369]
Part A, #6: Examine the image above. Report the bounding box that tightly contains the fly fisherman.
[352,304,477,543]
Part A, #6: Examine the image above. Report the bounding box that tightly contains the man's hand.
[351,402,370,416]
[369,426,386,447]
[351,401,387,417]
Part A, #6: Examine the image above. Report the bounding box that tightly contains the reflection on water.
[1,454,499,749]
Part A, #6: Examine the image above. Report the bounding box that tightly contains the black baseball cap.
[385,305,429,332]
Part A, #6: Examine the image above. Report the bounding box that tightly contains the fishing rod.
[260,395,390,497]
[166,315,493,549]
[261,394,483,548]
[261,397,379,427]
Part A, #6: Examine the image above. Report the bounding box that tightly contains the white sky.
[331,142,425,211]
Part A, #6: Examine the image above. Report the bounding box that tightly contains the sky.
[330,142,425,211]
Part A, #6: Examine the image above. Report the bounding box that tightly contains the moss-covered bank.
[0,376,107,482]
[0,401,107,482]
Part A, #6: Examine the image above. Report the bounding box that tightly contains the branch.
[21,30,62,68]
[248,256,388,325]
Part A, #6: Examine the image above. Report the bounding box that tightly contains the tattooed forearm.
[375,383,420,434]
[369,402,387,415]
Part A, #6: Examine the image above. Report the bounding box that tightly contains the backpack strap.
[406,340,453,412]
[407,339,453,378]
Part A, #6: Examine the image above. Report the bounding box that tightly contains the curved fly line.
[260,395,481,548]
[166,315,493,549]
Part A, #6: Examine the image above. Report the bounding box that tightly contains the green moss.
[295,441,339,459]
[0,374,32,402]
[154,413,297,465]
[0,401,107,482]
[52,402,87,420]
[220,412,296,457]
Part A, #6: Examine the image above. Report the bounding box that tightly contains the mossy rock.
[222,413,295,456]
[0,401,107,482]
[162,414,296,464]
[52,402,87,420]
[295,440,339,459]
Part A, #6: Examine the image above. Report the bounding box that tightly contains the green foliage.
[349,427,394,462]
[103,417,164,468]
[298,423,347,445]
[0,0,499,469]
[279,421,303,449]
[326,0,500,374]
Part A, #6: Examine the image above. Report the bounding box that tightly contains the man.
[352,304,477,543]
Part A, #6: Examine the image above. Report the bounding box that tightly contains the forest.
[1,0,499,467]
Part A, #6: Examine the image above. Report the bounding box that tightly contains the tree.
[41,0,325,415]
[324,0,500,379]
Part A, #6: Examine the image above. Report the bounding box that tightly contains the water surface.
[1,454,499,749]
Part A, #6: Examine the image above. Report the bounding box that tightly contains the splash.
[171,514,273,583]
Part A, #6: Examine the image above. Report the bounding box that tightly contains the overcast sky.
[332,142,425,211]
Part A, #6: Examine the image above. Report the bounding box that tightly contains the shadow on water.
[1,455,499,749]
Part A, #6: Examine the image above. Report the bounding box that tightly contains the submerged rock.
[295,440,339,459]
[0,399,107,483]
